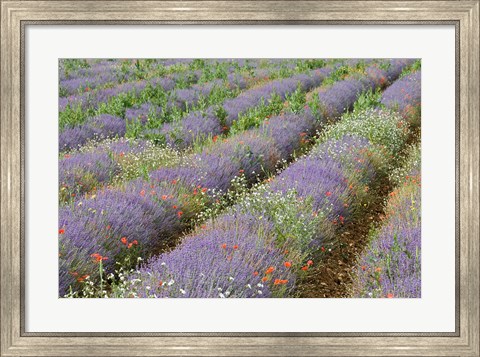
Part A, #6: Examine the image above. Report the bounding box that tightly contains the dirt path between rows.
[295,128,420,298]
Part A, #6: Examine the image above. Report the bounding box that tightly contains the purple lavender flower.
[59,114,126,151]
[352,167,421,298]
[381,71,421,118]
[124,213,295,298]
[125,103,164,124]
[59,180,180,295]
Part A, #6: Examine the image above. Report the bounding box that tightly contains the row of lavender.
[59,60,329,150]
[60,59,190,97]
[59,58,300,95]
[59,59,415,296]
[58,66,333,201]
[59,64,246,146]
[116,68,421,298]
[116,103,416,298]
[58,60,409,204]
[352,144,421,298]
[350,70,422,298]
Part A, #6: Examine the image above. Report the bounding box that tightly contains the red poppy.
[177,211,183,218]
[253,271,259,276]
[265,266,275,274]
[301,266,308,271]
[262,277,268,282]
[307,260,313,266]
[58,228,65,234]
[212,135,219,143]
[221,243,227,249]
[77,274,89,282]
[387,293,394,298]
[132,240,138,245]
[233,245,238,250]
[325,191,332,197]
[172,205,177,209]
[121,237,127,245]
[361,265,367,271]
[140,190,146,197]
[202,187,208,193]
[284,262,292,268]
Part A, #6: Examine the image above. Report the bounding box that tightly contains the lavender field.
[58,58,421,298]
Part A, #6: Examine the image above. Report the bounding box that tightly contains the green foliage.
[61,59,90,78]
[230,93,284,134]
[399,59,421,78]
[352,87,383,113]
[286,85,306,114]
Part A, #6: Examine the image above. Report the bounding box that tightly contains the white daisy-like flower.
[161,262,166,266]
[167,279,175,286]
[228,276,235,281]
[246,284,252,289]
[257,290,263,295]
[219,293,225,298]
[257,283,264,288]
[180,289,186,295]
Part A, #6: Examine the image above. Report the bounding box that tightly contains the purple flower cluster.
[59,78,175,113]
[126,213,295,298]
[59,180,181,296]
[125,103,164,125]
[223,67,333,126]
[59,114,126,152]
[381,70,421,119]
[59,139,148,199]
[151,130,281,193]
[317,59,415,119]
[161,68,332,150]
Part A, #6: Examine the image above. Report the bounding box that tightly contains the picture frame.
[1,1,478,356]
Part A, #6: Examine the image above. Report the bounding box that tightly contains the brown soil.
[294,177,391,298]
[295,127,421,298]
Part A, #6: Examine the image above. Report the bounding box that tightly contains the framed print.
[1,1,478,356]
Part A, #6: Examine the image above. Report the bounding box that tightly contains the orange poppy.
[265,266,275,274]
